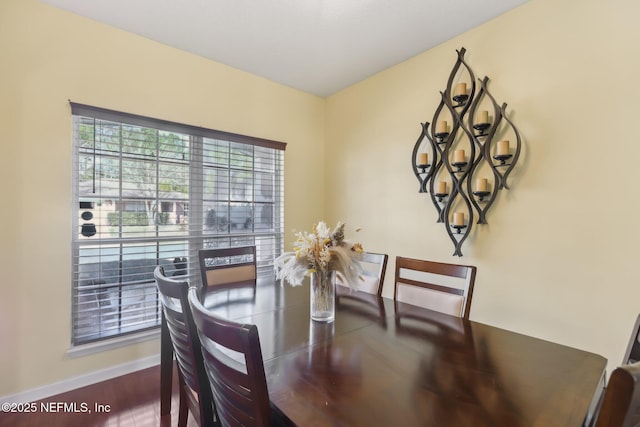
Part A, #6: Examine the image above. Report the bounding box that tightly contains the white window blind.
[71,103,286,345]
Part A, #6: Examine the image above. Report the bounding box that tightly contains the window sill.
[66,328,161,358]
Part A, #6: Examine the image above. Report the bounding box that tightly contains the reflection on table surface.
[178,274,607,427]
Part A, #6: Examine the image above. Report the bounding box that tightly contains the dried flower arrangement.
[275,221,363,288]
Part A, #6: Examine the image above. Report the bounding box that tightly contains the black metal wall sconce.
[411,47,522,256]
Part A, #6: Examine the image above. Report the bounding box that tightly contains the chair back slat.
[396,284,465,317]
[205,265,256,287]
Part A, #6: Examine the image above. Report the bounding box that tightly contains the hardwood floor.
[0,364,197,427]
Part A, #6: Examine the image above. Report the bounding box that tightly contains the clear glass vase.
[310,270,336,322]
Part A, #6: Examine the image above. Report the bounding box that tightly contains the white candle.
[476,178,488,192]
[436,121,448,134]
[477,110,489,124]
[418,153,428,166]
[453,212,465,226]
[497,140,510,156]
[454,83,467,96]
[437,181,447,194]
[453,149,465,163]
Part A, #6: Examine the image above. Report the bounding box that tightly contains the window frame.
[70,102,286,346]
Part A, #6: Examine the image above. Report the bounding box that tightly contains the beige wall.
[2,0,639,397]
[0,0,325,395]
[326,0,640,373]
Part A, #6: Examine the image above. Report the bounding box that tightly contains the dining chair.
[335,252,388,322]
[586,312,640,427]
[187,287,278,427]
[153,266,219,427]
[198,246,257,289]
[336,251,388,296]
[623,313,640,364]
[393,256,477,319]
[593,361,640,427]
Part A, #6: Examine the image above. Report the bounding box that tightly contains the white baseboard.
[0,354,161,404]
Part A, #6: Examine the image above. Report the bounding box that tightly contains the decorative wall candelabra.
[411,47,522,256]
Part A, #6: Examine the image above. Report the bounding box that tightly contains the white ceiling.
[41,0,528,97]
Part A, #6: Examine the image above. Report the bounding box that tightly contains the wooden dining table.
[160,273,606,427]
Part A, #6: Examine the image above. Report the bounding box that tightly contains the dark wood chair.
[586,313,640,427]
[187,287,277,427]
[198,246,257,289]
[154,266,219,427]
[393,256,477,319]
[624,313,640,364]
[593,362,640,427]
[336,251,388,296]
[335,252,388,322]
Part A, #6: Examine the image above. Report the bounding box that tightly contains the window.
[71,103,286,345]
